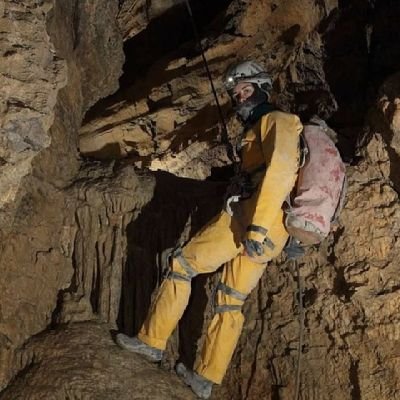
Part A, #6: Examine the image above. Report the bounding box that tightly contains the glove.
[243,224,270,258]
[243,238,264,257]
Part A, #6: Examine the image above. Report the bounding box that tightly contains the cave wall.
[0,0,152,390]
[1,0,400,399]
[0,0,68,227]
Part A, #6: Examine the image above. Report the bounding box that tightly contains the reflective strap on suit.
[247,224,268,236]
[173,247,198,278]
[217,282,247,302]
[167,271,192,282]
[215,305,243,313]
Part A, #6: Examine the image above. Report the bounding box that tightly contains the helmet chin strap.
[235,85,268,123]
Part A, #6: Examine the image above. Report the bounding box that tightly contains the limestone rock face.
[0,0,124,228]
[1,0,400,399]
[80,0,335,177]
[0,0,130,390]
[376,72,400,192]
[0,1,67,219]
[0,163,154,389]
[117,0,187,40]
[0,322,195,400]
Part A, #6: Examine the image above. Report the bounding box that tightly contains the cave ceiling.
[80,0,335,178]
[77,0,400,180]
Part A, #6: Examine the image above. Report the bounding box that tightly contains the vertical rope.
[183,0,236,165]
[293,258,304,400]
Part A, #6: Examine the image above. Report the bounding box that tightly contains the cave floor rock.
[0,322,195,400]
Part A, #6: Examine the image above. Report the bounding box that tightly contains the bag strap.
[331,174,347,224]
[298,132,309,169]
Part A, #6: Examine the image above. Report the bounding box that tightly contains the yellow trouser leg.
[194,210,289,384]
[138,211,243,350]
[193,255,265,384]
[138,258,192,350]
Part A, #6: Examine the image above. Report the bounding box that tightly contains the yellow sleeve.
[247,111,303,243]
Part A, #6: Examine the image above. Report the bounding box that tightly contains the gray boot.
[176,363,213,399]
[115,334,163,362]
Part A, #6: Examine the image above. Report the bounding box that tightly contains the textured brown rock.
[0,322,195,400]
[0,0,128,390]
[58,164,155,327]
[1,0,400,399]
[0,0,124,228]
[0,163,154,389]
[376,72,400,192]
[0,0,67,219]
[117,0,187,40]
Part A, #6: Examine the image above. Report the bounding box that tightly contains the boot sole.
[115,335,162,362]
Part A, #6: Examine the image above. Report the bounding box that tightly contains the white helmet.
[224,60,272,93]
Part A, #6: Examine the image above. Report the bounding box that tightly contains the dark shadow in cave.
[320,0,400,164]
[120,0,233,88]
[117,170,227,362]
[370,106,400,193]
[83,0,233,125]
[321,1,372,164]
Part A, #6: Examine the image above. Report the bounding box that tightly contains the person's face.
[232,82,255,104]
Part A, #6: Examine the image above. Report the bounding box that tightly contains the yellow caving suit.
[138,110,303,384]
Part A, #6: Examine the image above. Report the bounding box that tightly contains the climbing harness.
[183,0,236,166]
[225,195,240,216]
